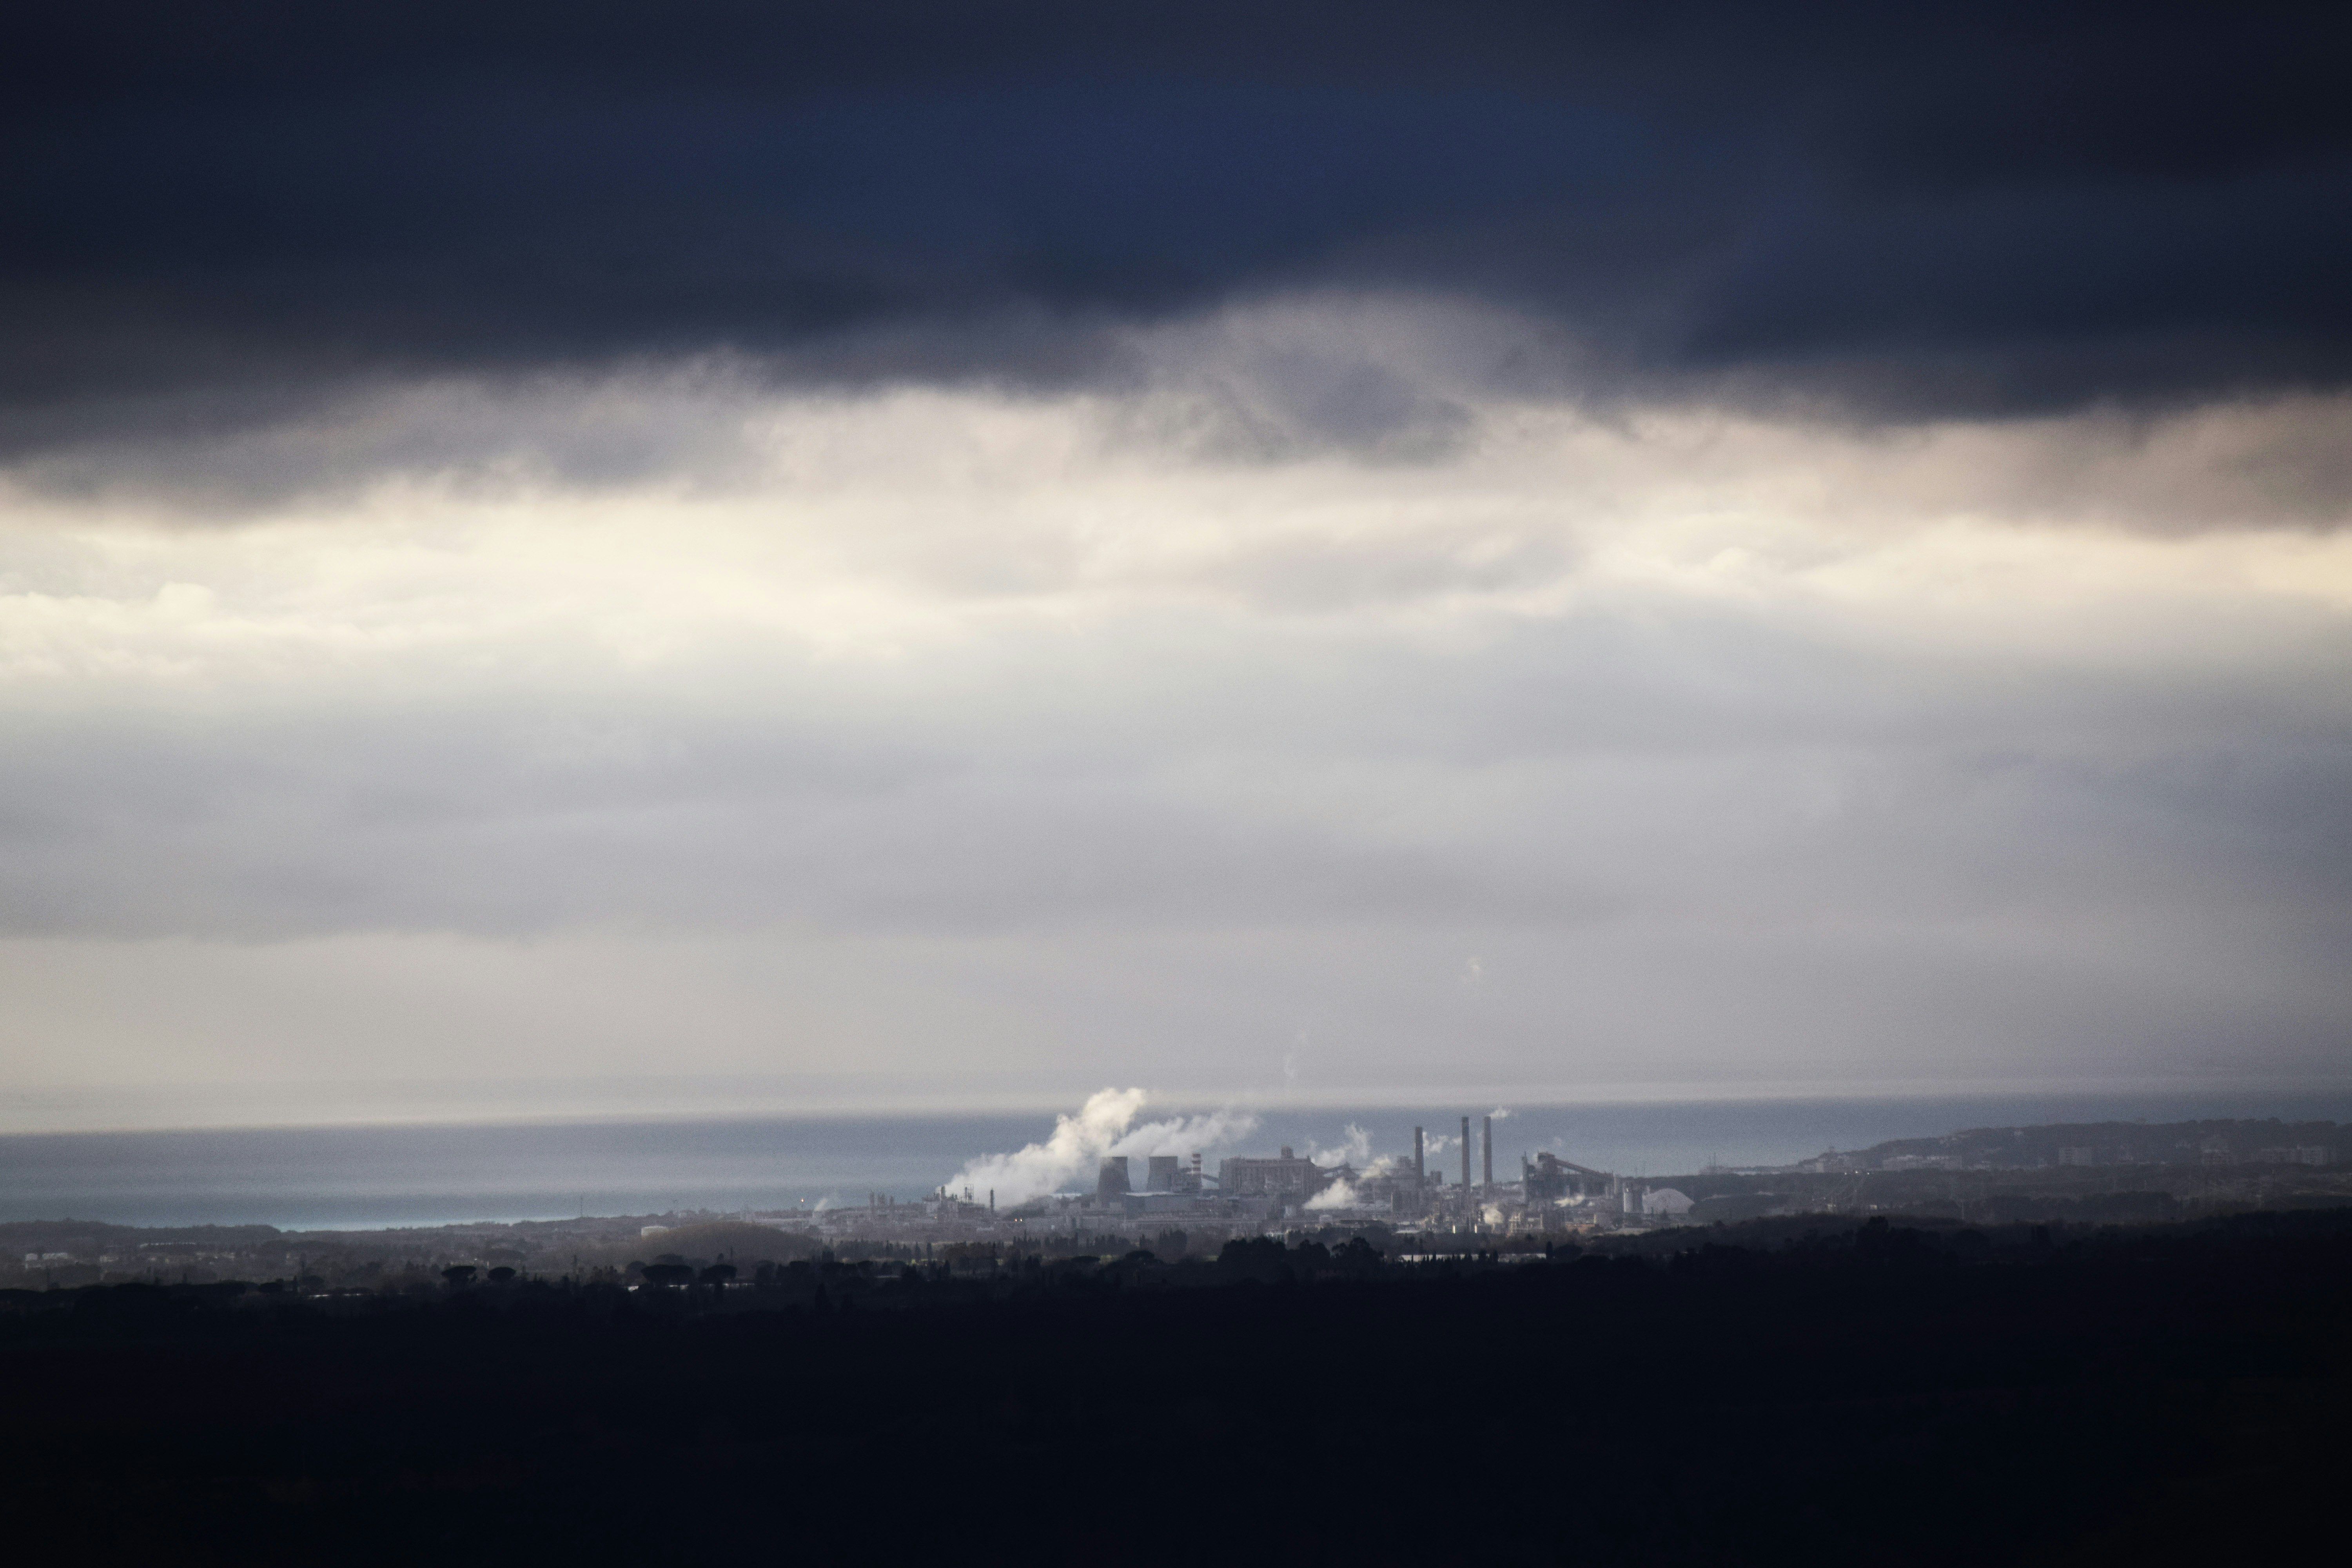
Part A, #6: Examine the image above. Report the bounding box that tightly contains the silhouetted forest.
[8,1210,2350,1564]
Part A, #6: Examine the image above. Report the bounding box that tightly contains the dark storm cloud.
[5,0,2350,459]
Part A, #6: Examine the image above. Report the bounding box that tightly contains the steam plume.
[1309,1123,1373,1167]
[1305,1176,1363,1211]
[949,1088,1258,1207]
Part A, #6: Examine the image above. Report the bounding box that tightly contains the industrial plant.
[802,1114,1690,1252]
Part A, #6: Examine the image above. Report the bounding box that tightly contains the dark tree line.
[6,1209,2350,1564]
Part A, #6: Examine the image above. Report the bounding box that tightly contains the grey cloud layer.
[7,6,2351,1107]
[5,606,2346,1093]
[20,330,2352,532]
[7,607,2346,941]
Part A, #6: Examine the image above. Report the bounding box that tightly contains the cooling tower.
[1096,1156,1131,1205]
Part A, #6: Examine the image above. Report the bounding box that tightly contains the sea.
[6,1089,2351,1232]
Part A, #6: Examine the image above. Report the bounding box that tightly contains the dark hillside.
[5,1210,2350,1564]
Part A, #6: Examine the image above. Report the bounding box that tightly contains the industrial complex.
[808,1114,1688,1251]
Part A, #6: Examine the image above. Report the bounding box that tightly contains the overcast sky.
[3,4,2348,1131]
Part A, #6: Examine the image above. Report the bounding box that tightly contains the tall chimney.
[1460,1116,1471,1192]
[1483,1116,1493,1191]
[1414,1127,1425,1189]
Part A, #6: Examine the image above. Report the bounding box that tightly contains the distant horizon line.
[9,1073,2352,1142]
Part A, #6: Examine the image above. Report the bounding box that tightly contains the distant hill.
[1805,1118,2341,1173]
[0,1219,284,1252]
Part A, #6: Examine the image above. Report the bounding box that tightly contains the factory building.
[1342,1167,1433,1216]
[1218,1147,1329,1199]
[1522,1151,1610,1203]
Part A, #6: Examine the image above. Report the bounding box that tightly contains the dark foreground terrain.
[7,1211,2350,1565]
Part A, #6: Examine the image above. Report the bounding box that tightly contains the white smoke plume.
[1305,1176,1363,1211]
[948,1087,1258,1207]
[1114,1103,1259,1162]
[1309,1123,1373,1168]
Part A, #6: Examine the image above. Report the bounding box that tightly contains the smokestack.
[1461,1116,1470,1192]
[1414,1127,1425,1189]
[1483,1116,1493,1192]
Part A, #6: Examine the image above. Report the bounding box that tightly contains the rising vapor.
[947,1089,1259,1207]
